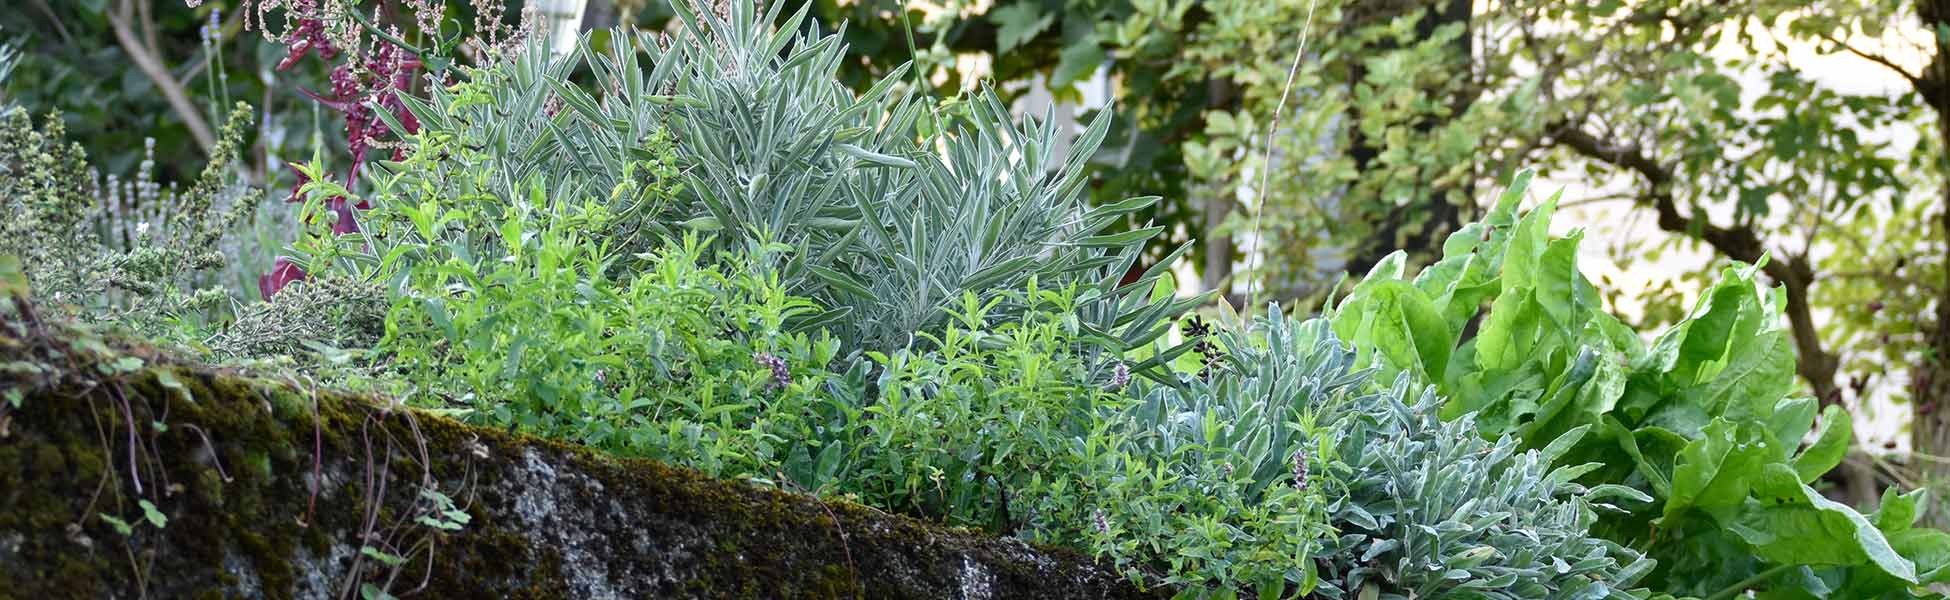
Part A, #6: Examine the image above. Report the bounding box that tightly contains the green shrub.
[379,224,840,478]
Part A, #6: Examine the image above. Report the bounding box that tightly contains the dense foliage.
[782,0,1950,520]
[1331,171,1950,596]
[3,2,1948,599]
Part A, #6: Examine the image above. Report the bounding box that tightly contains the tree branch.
[1550,123,1841,404]
[1816,31,1924,88]
[137,0,161,59]
[107,0,217,154]
[27,0,75,46]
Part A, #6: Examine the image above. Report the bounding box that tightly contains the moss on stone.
[0,319,1167,599]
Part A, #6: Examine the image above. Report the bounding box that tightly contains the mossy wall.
[0,322,1164,599]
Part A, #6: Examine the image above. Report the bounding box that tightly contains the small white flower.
[136,221,150,236]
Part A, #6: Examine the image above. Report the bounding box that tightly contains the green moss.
[29,443,61,475]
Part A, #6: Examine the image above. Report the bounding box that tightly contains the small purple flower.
[753,352,791,390]
[200,8,221,43]
[1093,510,1110,534]
[1107,362,1130,391]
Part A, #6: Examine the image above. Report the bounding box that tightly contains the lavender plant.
[1092,309,1652,598]
[337,1,1206,360]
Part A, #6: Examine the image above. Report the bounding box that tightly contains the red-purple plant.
[227,0,533,299]
[252,3,425,299]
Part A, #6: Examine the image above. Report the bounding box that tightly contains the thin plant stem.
[1243,0,1321,316]
[896,0,943,137]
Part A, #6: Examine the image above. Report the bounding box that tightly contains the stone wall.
[0,320,1163,599]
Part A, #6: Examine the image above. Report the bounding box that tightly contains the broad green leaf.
[1729,464,1915,582]
[990,4,1055,52]
[1471,287,1548,375]
[1363,251,1408,283]
[1793,405,1851,484]
[139,499,167,528]
[1768,397,1819,460]
[1500,188,1562,292]
[1052,36,1107,87]
[1331,279,1451,382]
[1873,488,1927,533]
[1532,233,1587,329]
[99,514,132,536]
[1517,346,1605,447]
[1605,417,1685,499]
[1665,418,1776,521]
[1890,528,1950,584]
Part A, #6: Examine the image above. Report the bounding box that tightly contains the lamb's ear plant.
[1092,309,1350,594]
[1311,373,1654,600]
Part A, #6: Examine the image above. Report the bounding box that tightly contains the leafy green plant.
[254,6,1664,596]
[1068,308,1344,595]
[13,3,1932,599]
[1094,308,1648,598]
[1329,169,1950,597]
[379,225,840,477]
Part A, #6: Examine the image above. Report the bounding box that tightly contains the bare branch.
[107,0,218,154]
[1816,31,1925,88]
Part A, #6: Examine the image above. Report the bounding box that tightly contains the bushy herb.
[0,102,262,340]
[379,226,840,477]
[213,275,386,360]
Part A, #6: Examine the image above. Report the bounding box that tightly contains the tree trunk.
[1201,79,1240,297]
[581,0,618,30]
[1912,0,1950,524]
[1201,186,1236,296]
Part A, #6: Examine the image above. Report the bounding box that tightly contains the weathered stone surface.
[0,320,1164,599]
